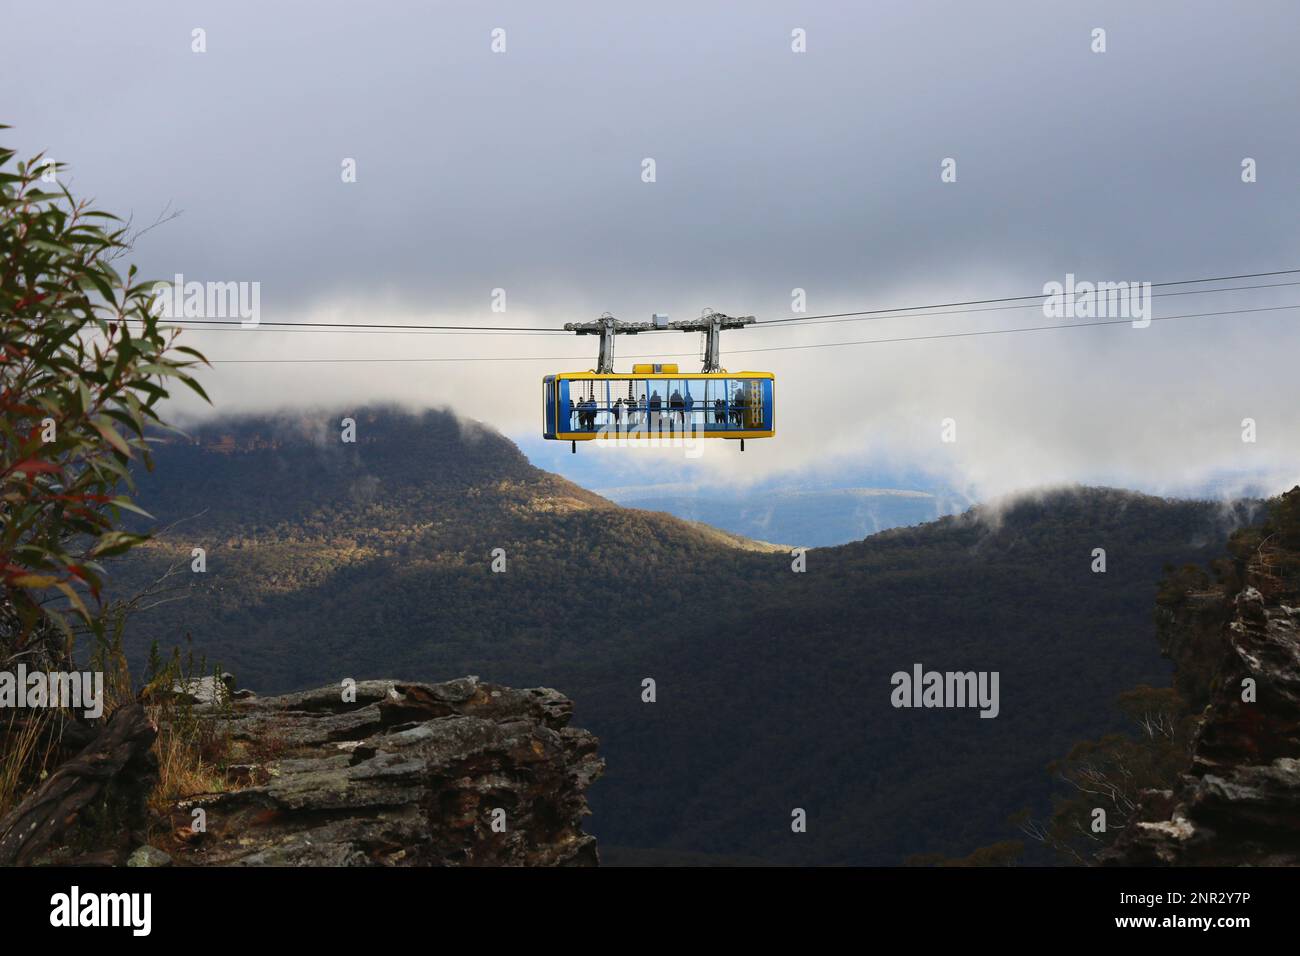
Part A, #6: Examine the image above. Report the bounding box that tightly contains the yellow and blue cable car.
[543,364,775,444]
[543,311,775,450]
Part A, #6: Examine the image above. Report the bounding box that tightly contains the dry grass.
[1,697,233,828]
[1,624,237,836]
[148,709,231,814]
[134,637,239,813]
[0,710,58,821]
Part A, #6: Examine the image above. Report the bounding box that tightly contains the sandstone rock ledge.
[162,677,603,866]
[1104,581,1300,866]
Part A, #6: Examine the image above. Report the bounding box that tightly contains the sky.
[6,0,1300,503]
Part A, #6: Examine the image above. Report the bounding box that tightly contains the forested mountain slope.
[110,407,1252,863]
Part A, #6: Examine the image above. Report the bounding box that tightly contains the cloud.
[6,0,1299,503]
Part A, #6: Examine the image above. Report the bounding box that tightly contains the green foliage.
[0,133,208,657]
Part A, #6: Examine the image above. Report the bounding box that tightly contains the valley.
[108,406,1255,864]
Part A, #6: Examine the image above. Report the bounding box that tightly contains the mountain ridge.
[111,406,1253,863]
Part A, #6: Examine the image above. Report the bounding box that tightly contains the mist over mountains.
[110,406,1253,863]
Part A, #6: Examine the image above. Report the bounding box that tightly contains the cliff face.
[161,677,603,866]
[1108,507,1300,866]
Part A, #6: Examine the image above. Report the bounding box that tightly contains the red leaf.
[12,459,62,475]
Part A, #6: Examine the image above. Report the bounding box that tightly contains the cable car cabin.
[543,365,774,446]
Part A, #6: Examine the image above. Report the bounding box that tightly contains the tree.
[0,129,208,666]
[1018,685,1195,864]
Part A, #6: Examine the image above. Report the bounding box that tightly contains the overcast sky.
[6,1,1300,501]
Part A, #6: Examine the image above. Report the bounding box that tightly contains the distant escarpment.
[1106,488,1300,866]
[161,677,604,866]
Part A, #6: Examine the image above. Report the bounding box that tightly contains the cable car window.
[662,379,681,431]
[630,381,642,429]
[705,379,721,426]
[645,381,663,430]
[682,380,699,429]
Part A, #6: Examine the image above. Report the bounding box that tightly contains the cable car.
[544,365,775,445]
[542,312,775,451]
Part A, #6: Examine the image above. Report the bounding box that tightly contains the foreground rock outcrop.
[159,677,603,866]
[1106,496,1300,866]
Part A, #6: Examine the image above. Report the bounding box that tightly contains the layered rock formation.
[1107,505,1300,865]
[159,677,603,866]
